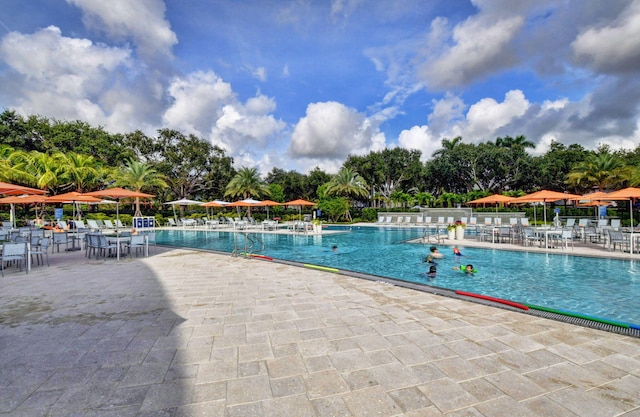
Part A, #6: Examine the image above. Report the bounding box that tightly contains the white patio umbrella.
[164,198,203,220]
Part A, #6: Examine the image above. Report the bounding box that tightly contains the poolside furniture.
[1,241,28,276]
[607,229,629,252]
[30,237,51,266]
[52,232,70,252]
[125,235,147,257]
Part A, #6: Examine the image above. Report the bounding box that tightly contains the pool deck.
[1,243,640,416]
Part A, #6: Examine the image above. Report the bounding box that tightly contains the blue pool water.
[157,226,640,325]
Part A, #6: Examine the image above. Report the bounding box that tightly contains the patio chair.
[607,230,629,252]
[1,241,28,276]
[52,232,69,252]
[96,235,119,259]
[31,237,51,266]
[125,235,147,257]
[522,227,542,247]
[85,233,101,258]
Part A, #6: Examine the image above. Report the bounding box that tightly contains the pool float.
[304,264,339,273]
[455,290,529,310]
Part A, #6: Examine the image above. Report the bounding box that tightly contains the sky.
[1,0,639,175]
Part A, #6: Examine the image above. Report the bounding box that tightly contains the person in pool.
[426,265,437,278]
[424,246,443,264]
[453,264,477,274]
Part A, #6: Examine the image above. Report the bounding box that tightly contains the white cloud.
[455,90,530,141]
[289,101,375,159]
[0,25,136,130]
[251,66,267,82]
[162,71,235,135]
[66,0,177,60]
[572,0,640,73]
[397,125,440,160]
[420,15,523,89]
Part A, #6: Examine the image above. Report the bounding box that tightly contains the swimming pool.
[156,226,640,325]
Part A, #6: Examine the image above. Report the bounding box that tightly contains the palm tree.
[224,167,270,216]
[325,167,368,221]
[566,152,629,192]
[62,152,102,192]
[115,160,168,216]
[224,167,270,199]
[433,136,462,157]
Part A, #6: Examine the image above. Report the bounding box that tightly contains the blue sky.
[1,0,639,175]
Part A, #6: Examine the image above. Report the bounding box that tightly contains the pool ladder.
[232,231,265,257]
[422,226,446,243]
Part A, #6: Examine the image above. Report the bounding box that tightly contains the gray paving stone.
[1,247,639,417]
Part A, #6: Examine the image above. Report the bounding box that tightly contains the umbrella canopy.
[0,181,46,196]
[46,191,103,204]
[511,190,581,226]
[284,199,317,219]
[604,187,640,252]
[284,199,316,206]
[467,194,515,204]
[201,200,228,207]
[46,191,104,222]
[0,194,49,204]
[227,198,262,207]
[86,188,155,234]
[256,200,282,219]
[164,198,203,206]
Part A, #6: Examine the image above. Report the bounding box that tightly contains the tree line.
[2,109,640,221]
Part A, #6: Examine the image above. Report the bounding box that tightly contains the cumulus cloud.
[66,0,177,60]
[397,125,440,160]
[162,71,235,135]
[0,25,138,130]
[572,0,640,73]
[289,101,375,159]
[420,15,523,89]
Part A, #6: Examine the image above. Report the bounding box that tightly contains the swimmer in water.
[453,264,477,274]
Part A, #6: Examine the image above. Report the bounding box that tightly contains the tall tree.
[224,167,270,199]
[566,151,629,192]
[325,167,368,221]
[114,160,168,216]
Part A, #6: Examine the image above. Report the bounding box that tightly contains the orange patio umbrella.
[511,190,581,226]
[467,194,515,213]
[257,200,282,219]
[284,199,316,218]
[604,187,640,252]
[0,181,46,196]
[86,187,155,233]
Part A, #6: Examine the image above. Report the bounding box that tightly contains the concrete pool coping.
[2,242,640,415]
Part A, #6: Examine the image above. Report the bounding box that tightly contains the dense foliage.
[2,109,640,222]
